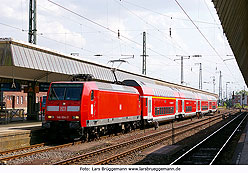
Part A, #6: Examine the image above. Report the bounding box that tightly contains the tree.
[235,90,248,95]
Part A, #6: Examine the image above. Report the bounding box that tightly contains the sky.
[0,0,247,99]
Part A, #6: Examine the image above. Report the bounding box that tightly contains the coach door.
[147,97,152,120]
[178,100,182,113]
[182,100,184,113]
[176,99,178,113]
[196,101,198,112]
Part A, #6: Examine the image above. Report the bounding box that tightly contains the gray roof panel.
[11,45,21,67]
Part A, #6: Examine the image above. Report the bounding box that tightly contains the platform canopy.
[0,38,115,83]
[213,0,248,85]
[0,38,217,97]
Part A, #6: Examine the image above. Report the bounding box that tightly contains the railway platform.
[0,121,43,152]
[234,116,248,164]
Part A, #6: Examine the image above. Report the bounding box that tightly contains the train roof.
[123,79,218,100]
[51,81,139,94]
[94,82,139,94]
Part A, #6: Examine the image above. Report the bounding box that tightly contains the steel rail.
[210,112,248,164]
[0,142,80,162]
[0,143,45,155]
[93,134,172,165]
[170,112,244,165]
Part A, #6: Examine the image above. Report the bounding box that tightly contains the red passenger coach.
[123,80,218,124]
[124,80,179,123]
[43,81,141,139]
[208,95,218,112]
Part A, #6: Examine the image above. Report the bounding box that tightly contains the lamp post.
[216,71,222,106]
[195,63,202,90]
[210,76,216,93]
[226,82,230,100]
[174,55,190,85]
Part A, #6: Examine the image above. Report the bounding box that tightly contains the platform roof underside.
[0,38,217,97]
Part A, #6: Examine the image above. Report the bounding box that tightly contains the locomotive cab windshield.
[48,83,83,101]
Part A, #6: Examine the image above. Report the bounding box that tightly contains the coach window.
[91,90,94,101]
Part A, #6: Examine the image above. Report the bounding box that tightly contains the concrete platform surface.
[0,121,43,152]
[0,121,42,135]
[238,119,248,164]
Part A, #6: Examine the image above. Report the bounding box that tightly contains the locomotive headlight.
[72,116,80,119]
[47,116,54,119]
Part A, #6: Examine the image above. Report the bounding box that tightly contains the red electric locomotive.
[43,81,141,139]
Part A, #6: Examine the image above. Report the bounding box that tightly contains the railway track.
[0,143,45,156]
[0,109,234,165]
[170,112,247,165]
[53,111,235,165]
[0,141,82,163]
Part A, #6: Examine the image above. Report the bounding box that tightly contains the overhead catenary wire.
[174,0,224,61]
[114,0,206,81]
[0,20,236,90]
[39,35,97,54]
[114,0,186,54]
[39,3,135,57]
[123,0,221,26]
[114,0,198,69]
[116,0,232,84]
[0,0,217,84]
[47,0,175,62]
[1,0,244,91]
[0,22,27,32]
[174,0,239,84]
[47,0,142,47]
[115,0,188,57]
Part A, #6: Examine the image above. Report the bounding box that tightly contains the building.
[2,91,47,113]
[232,94,248,106]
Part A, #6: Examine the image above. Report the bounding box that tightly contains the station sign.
[39,83,50,92]
[0,83,21,91]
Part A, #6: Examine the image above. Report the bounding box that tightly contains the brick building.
[232,94,248,106]
[2,91,47,112]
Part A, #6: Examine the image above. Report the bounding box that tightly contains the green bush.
[234,103,242,108]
